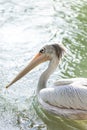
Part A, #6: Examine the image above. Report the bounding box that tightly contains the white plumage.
[40,78,87,110]
[6,44,87,119]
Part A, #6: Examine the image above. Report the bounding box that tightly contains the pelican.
[6,44,87,120]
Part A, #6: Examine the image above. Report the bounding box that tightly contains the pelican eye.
[39,48,45,53]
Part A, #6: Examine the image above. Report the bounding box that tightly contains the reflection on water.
[0,0,87,130]
[33,97,87,130]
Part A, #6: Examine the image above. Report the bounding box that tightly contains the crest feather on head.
[52,44,66,59]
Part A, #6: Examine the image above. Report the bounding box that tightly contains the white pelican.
[6,44,87,120]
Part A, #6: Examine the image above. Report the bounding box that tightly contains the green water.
[0,0,87,130]
[34,0,87,130]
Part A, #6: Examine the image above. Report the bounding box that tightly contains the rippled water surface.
[0,0,87,130]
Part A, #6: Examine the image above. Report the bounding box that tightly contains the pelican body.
[6,44,87,120]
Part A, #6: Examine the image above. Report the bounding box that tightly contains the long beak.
[6,53,50,88]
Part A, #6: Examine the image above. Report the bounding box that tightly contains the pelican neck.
[37,57,59,94]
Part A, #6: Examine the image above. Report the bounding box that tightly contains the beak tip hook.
[5,84,10,89]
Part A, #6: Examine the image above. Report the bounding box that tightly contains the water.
[0,0,87,129]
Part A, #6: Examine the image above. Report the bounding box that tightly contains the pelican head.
[6,44,65,88]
